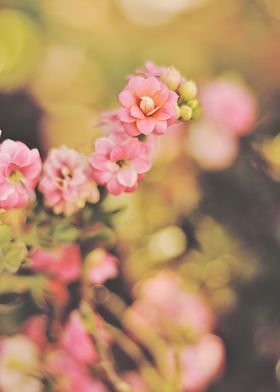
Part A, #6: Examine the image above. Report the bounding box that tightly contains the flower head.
[89,136,152,195]
[39,146,99,216]
[118,76,178,136]
[30,244,82,283]
[200,79,257,136]
[0,139,42,210]
[85,248,119,285]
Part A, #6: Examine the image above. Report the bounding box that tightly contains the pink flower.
[89,136,152,195]
[0,139,42,210]
[125,272,215,339]
[179,334,225,392]
[187,121,239,171]
[200,79,257,136]
[39,146,99,216]
[118,76,178,136]
[60,311,98,365]
[86,248,119,284]
[22,315,48,350]
[47,349,108,392]
[100,110,126,135]
[30,244,82,283]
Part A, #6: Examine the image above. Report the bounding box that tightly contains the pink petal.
[110,146,126,162]
[145,76,161,94]
[130,105,145,119]
[124,122,140,137]
[119,90,136,108]
[95,137,114,155]
[154,121,167,135]
[131,156,152,173]
[123,139,141,160]
[89,154,110,170]
[136,118,156,135]
[93,170,113,184]
[107,177,124,195]
[118,108,135,123]
[117,167,138,187]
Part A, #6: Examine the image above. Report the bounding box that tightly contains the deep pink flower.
[118,76,178,136]
[60,311,98,365]
[200,79,257,136]
[89,136,152,195]
[86,248,119,285]
[30,244,82,283]
[22,315,48,350]
[39,146,100,216]
[0,139,42,210]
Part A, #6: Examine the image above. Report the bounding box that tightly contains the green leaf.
[3,242,28,273]
[51,223,79,243]
[0,224,13,244]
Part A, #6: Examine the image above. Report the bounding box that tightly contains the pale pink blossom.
[200,79,257,136]
[86,248,119,284]
[136,62,162,78]
[0,335,43,392]
[30,244,82,283]
[118,76,178,136]
[187,121,239,171]
[0,139,42,210]
[178,334,225,392]
[47,349,108,392]
[100,110,126,135]
[89,136,152,195]
[60,311,98,365]
[126,272,215,339]
[137,62,184,91]
[39,146,99,216]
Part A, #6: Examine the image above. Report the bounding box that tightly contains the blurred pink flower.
[118,76,178,136]
[30,244,82,283]
[86,248,119,284]
[126,272,215,339]
[0,139,42,210]
[136,62,162,78]
[61,311,98,365]
[89,136,152,195]
[22,315,48,350]
[39,146,99,216]
[0,335,42,392]
[179,334,225,392]
[48,349,108,392]
[200,79,257,136]
[100,110,126,135]
[187,121,239,171]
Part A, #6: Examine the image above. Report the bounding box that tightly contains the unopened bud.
[180,105,193,121]
[160,66,181,91]
[179,80,197,101]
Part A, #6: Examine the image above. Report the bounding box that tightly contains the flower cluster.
[187,77,258,171]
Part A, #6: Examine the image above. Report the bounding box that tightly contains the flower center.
[9,169,23,184]
[117,159,129,168]
[140,96,155,115]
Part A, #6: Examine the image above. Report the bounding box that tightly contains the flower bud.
[180,105,193,121]
[160,66,181,91]
[179,80,198,101]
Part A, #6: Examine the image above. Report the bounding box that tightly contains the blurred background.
[1,0,280,391]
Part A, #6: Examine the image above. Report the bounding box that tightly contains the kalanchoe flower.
[100,109,126,135]
[85,248,119,285]
[89,136,152,195]
[39,146,99,216]
[30,244,82,283]
[0,139,42,210]
[0,335,43,392]
[200,79,257,136]
[118,76,179,136]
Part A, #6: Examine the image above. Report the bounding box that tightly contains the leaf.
[3,242,28,273]
[0,224,13,245]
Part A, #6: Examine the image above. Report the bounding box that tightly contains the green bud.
[179,80,197,101]
[180,105,193,121]
[3,242,28,273]
[0,224,13,244]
